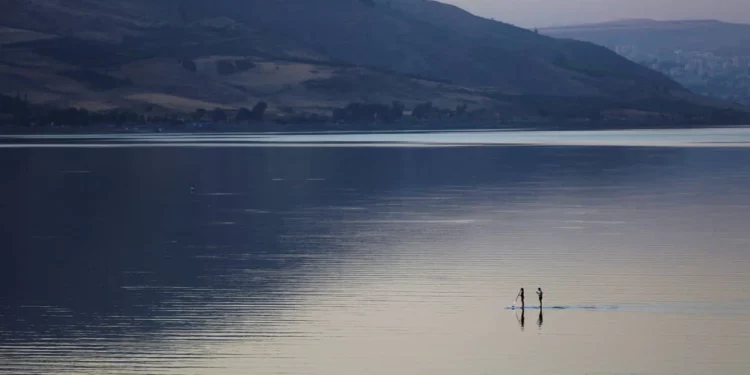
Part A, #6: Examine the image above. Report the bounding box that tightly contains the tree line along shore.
[2,93,750,132]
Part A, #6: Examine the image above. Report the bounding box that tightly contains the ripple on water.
[2,144,750,375]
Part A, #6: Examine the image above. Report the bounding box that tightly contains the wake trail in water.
[505,305,616,311]
[506,301,750,314]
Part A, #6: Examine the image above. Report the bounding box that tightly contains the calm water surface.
[1,131,750,374]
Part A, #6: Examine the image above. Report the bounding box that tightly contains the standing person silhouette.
[516,288,525,309]
[537,287,543,308]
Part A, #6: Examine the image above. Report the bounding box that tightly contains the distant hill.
[543,19,750,104]
[0,1,747,127]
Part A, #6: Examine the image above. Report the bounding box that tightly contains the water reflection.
[513,308,543,331]
[537,308,544,329]
[1,145,750,374]
[517,309,525,331]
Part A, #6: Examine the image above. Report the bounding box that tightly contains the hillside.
[0,0,747,127]
[543,19,750,104]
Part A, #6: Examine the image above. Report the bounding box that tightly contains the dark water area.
[1,141,750,374]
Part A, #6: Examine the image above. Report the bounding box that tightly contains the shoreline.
[1,120,747,135]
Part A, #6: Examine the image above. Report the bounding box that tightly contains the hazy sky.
[443,0,750,27]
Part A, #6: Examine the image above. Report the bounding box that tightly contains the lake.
[1,129,750,374]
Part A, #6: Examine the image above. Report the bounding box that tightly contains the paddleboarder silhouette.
[537,287,543,308]
[516,288,525,309]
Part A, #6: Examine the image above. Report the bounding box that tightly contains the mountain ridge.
[1,0,747,127]
[542,18,750,105]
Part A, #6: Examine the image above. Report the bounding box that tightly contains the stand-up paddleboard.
[506,306,545,310]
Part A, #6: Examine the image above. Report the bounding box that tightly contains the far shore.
[1,119,745,135]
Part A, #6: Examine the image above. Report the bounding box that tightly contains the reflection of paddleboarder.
[537,288,543,308]
[537,309,543,329]
[516,308,525,331]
